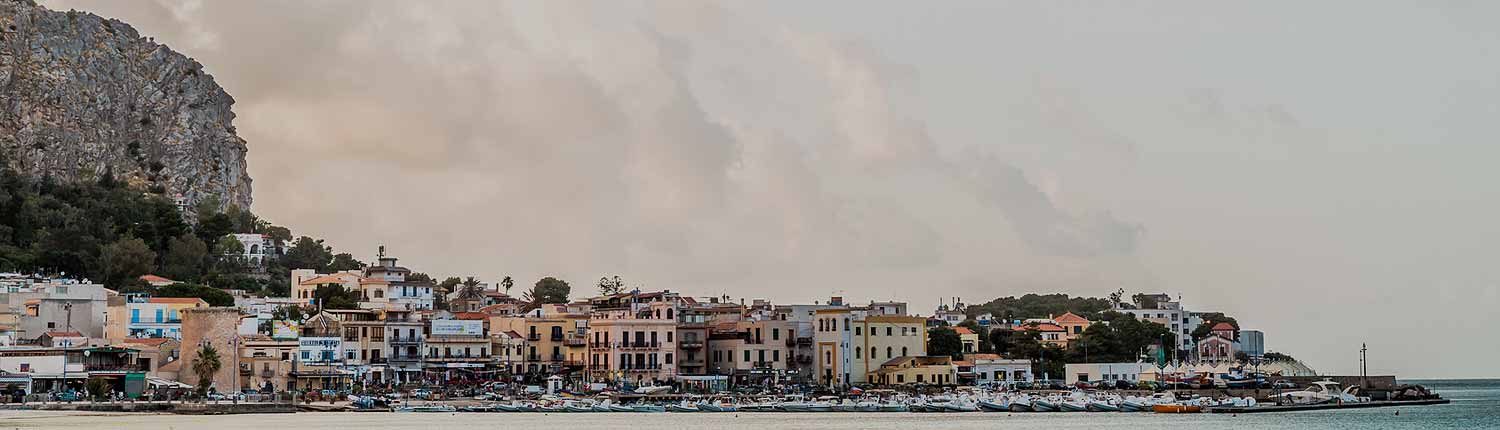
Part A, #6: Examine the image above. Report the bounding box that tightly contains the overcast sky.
[47,0,1499,378]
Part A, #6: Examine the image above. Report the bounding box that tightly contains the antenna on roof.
[378,245,386,259]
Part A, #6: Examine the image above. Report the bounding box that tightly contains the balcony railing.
[795,337,813,345]
[564,338,587,346]
[527,333,541,341]
[389,337,423,345]
[679,340,704,349]
[550,334,565,342]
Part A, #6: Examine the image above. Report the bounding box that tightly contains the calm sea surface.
[1,379,1494,429]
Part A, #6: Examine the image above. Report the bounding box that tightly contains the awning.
[145,377,191,389]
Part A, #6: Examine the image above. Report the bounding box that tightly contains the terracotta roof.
[44,331,83,337]
[123,338,172,346]
[358,277,389,285]
[1025,322,1066,332]
[1054,312,1090,324]
[964,353,1003,361]
[139,274,175,283]
[954,327,974,335]
[1211,322,1236,331]
[453,312,488,320]
[953,360,974,366]
[147,297,208,305]
[299,275,349,286]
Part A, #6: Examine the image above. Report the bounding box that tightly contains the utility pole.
[1360,343,1368,389]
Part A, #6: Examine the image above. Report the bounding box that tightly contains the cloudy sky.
[47,0,1498,378]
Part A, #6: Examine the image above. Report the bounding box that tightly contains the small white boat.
[634,385,673,395]
[632,404,666,413]
[978,399,1009,412]
[667,401,700,412]
[395,404,457,413]
[1086,400,1120,412]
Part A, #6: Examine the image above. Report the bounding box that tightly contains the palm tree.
[501,276,514,296]
[192,344,222,398]
[458,276,485,301]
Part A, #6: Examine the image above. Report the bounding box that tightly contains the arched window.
[886,347,893,358]
[666,308,673,320]
[249,244,260,254]
[871,347,876,358]
[901,347,908,356]
[843,318,850,331]
[855,348,861,359]
[825,350,832,365]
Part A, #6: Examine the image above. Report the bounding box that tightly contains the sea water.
[2,379,1494,429]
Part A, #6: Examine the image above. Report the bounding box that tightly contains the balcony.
[526,354,542,362]
[679,340,704,349]
[388,337,423,345]
[795,337,813,345]
[389,355,422,364]
[527,333,541,342]
[550,334,565,342]
[564,337,587,347]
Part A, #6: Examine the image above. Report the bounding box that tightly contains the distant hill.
[0,0,252,210]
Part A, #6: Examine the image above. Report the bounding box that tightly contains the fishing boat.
[609,403,637,412]
[634,385,673,395]
[698,399,737,412]
[667,401,700,412]
[1086,400,1120,412]
[1031,398,1059,412]
[564,400,597,413]
[878,402,909,412]
[1059,400,1088,412]
[1008,397,1034,412]
[942,399,979,412]
[632,404,666,413]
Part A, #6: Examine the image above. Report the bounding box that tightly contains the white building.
[1114,294,1204,353]
[963,353,1033,386]
[1064,362,1157,385]
[229,233,280,268]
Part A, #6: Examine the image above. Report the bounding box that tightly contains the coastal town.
[0,238,1437,415]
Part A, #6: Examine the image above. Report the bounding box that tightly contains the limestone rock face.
[0,0,251,210]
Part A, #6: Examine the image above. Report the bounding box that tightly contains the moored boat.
[1059,400,1088,412]
[1152,403,1202,414]
[977,399,1009,412]
[1087,401,1120,412]
[1031,399,1058,412]
[1008,398,1033,412]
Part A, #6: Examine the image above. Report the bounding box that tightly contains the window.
[917,374,925,383]
[901,347,908,356]
[855,348,861,359]
[897,374,904,383]
[744,350,751,362]
[131,309,140,324]
[855,327,861,336]
[667,332,673,342]
[886,327,893,336]
[154,309,163,323]
[665,353,673,364]
[870,347,876,358]
[773,350,780,362]
[843,318,850,331]
[666,309,673,320]
[772,328,780,340]
[886,347,893,358]
[825,351,832,365]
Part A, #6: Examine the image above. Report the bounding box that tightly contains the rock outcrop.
[0,0,251,210]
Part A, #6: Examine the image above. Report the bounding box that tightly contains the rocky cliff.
[0,0,251,210]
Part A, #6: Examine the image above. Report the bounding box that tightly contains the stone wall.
[179,307,243,392]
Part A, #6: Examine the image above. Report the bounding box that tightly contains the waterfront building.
[1064,362,1156,385]
[117,337,179,379]
[933,298,967,326]
[238,335,296,392]
[1113,294,1203,353]
[289,271,362,306]
[228,233,280,270]
[491,310,588,377]
[588,293,680,385]
[772,298,851,385]
[813,307,928,388]
[1197,322,1238,363]
[705,318,795,387]
[962,353,1033,386]
[423,315,491,383]
[868,355,956,386]
[1018,321,1069,347]
[11,280,111,339]
[676,299,742,378]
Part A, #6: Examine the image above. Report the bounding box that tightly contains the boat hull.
[1152,404,1203,414]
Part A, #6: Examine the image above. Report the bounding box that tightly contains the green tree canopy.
[328,252,365,271]
[99,236,157,288]
[313,284,359,310]
[155,283,235,307]
[1191,312,1240,340]
[528,277,571,304]
[283,236,333,271]
[162,233,208,282]
[927,326,963,359]
[966,293,1112,322]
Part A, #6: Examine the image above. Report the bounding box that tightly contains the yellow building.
[868,356,957,386]
[813,309,927,387]
[1054,312,1092,341]
[955,326,980,354]
[490,312,588,375]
